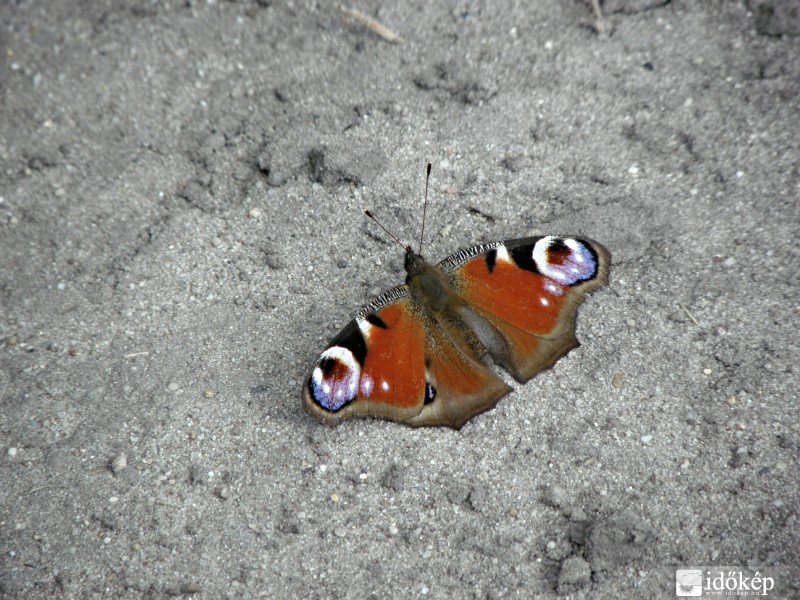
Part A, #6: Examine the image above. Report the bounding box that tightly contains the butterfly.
[303,169,610,429]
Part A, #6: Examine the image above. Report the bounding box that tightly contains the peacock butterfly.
[303,165,610,428]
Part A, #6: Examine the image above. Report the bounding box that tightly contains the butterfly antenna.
[418,161,432,254]
[364,209,408,251]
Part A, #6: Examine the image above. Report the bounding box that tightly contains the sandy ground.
[1,0,799,598]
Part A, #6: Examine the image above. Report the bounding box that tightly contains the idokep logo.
[676,569,703,596]
[676,567,776,597]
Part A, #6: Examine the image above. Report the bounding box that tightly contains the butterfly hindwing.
[406,314,511,429]
[440,236,610,382]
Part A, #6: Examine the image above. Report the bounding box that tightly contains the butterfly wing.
[303,286,510,428]
[439,236,610,382]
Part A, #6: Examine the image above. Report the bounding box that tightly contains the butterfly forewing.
[304,286,429,425]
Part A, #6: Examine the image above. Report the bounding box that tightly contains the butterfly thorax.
[404,246,459,315]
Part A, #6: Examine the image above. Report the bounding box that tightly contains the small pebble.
[167,382,179,392]
[180,583,201,594]
[248,207,262,218]
[203,388,214,398]
[7,447,17,457]
[611,373,624,388]
[543,484,566,507]
[641,434,654,443]
[389,524,399,535]
[334,527,346,538]
[111,453,127,473]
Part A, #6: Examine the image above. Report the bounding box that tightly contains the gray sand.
[1,1,798,598]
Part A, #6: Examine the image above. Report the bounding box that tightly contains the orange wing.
[303,286,509,428]
[440,236,610,382]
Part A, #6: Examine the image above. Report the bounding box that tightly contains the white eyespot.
[311,346,361,411]
[532,237,596,285]
[540,297,549,306]
[381,380,390,392]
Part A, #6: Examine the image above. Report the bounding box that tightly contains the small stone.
[330,493,339,503]
[722,257,736,268]
[334,527,346,538]
[203,388,214,398]
[4,335,16,346]
[388,524,399,536]
[543,484,566,507]
[7,447,18,457]
[641,434,654,444]
[131,543,141,552]
[726,396,737,405]
[626,319,636,327]
[167,382,180,392]
[111,453,128,473]
[611,373,624,388]
[248,207,262,218]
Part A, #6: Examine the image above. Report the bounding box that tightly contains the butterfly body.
[304,236,610,429]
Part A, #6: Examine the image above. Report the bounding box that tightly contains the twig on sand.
[339,6,402,43]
